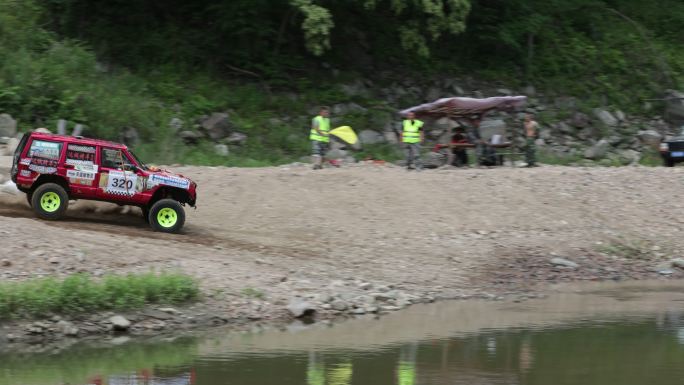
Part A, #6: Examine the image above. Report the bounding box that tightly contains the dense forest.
[1,0,683,164]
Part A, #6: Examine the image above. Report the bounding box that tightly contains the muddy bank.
[2,162,684,347]
[4,279,684,355]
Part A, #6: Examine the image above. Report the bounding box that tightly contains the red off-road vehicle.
[10,132,197,233]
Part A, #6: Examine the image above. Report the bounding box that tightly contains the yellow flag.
[329,126,358,145]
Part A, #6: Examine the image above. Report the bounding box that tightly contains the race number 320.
[111,178,133,190]
[106,171,137,195]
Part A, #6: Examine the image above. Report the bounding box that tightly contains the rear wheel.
[31,183,68,220]
[149,199,185,233]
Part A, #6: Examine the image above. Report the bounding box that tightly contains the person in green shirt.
[310,106,331,170]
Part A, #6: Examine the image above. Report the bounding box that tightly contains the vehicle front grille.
[668,141,684,151]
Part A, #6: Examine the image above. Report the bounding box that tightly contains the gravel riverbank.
[2,161,684,348]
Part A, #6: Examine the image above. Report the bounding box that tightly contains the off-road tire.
[664,158,675,167]
[149,199,185,233]
[32,183,69,220]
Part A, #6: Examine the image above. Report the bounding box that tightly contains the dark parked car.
[660,129,684,167]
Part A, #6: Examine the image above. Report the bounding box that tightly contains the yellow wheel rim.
[157,207,178,228]
[40,192,61,213]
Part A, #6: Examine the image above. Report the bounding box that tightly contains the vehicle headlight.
[660,143,669,151]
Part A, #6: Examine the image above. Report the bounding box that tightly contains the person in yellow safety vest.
[401,112,425,170]
[310,106,331,170]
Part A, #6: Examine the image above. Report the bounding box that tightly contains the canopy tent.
[399,96,527,119]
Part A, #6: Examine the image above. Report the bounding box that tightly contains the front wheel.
[31,183,69,220]
[664,157,675,167]
[149,199,185,233]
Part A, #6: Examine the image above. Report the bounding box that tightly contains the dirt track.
[2,161,684,321]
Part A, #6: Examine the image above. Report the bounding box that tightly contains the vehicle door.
[63,143,99,197]
[96,147,143,202]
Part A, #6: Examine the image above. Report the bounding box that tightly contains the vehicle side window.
[101,148,133,169]
[28,140,62,161]
[66,144,96,166]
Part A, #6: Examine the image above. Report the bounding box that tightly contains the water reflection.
[89,369,194,385]
[2,282,684,385]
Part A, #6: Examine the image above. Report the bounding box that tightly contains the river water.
[2,281,684,385]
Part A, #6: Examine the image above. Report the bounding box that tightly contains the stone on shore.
[109,315,131,331]
[287,298,316,318]
[550,257,579,269]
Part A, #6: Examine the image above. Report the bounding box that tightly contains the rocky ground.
[2,157,684,348]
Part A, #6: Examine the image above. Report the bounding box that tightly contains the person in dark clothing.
[450,127,470,166]
[432,126,473,167]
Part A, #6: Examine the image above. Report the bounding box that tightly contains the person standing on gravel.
[524,113,539,167]
[310,107,331,170]
[401,112,424,170]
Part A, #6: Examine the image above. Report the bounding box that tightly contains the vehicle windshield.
[128,150,148,170]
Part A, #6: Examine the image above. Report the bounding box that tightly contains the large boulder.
[383,130,399,144]
[584,139,610,160]
[558,122,574,134]
[225,132,248,145]
[332,103,367,115]
[169,117,184,132]
[434,117,458,131]
[200,112,232,141]
[550,257,579,269]
[570,112,590,128]
[214,144,229,156]
[637,130,662,146]
[109,315,131,331]
[425,87,442,101]
[120,126,139,146]
[0,114,17,138]
[4,137,19,156]
[179,130,203,145]
[359,130,385,145]
[593,109,618,127]
[339,81,369,98]
[422,151,445,168]
[427,129,445,140]
[617,149,641,165]
[287,298,316,318]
